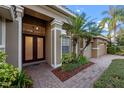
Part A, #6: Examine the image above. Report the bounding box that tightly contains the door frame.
[22,34,45,63]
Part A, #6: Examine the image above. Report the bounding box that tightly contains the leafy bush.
[61,53,76,64]
[0,51,32,88]
[13,71,32,88]
[107,43,121,54]
[78,55,89,65]
[116,46,124,56]
[61,63,79,72]
[61,54,89,71]
[0,63,18,87]
[116,31,124,46]
[0,51,7,63]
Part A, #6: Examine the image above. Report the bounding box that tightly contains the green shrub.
[107,44,121,54]
[61,54,89,71]
[0,63,18,88]
[61,63,79,72]
[116,46,124,55]
[78,55,88,65]
[62,53,76,64]
[0,51,7,63]
[13,71,32,88]
[0,51,32,88]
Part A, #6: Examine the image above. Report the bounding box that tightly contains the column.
[16,6,24,70]
[51,19,63,68]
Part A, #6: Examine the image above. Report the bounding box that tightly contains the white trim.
[50,6,75,17]
[51,29,53,67]
[23,60,46,67]
[54,28,57,67]
[51,19,63,26]
[17,16,22,70]
[16,6,24,70]
[0,45,5,48]
[0,5,15,21]
[51,19,63,68]
[51,63,62,68]
[61,30,62,59]
[94,36,109,41]
[51,27,63,31]
[0,17,6,51]
[2,18,6,50]
[92,48,99,50]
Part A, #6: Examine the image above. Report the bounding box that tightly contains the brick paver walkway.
[24,55,124,88]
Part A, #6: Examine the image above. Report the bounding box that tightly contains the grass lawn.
[94,59,124,88]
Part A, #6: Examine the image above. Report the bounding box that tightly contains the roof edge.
[93,36,109,42]
[48,5,75,17]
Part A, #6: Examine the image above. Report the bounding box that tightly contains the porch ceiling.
[24,7,53,22]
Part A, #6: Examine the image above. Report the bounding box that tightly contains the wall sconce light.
[36,27,39,30]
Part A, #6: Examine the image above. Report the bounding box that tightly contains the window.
[0,17,2,45]
[62,37,70,54]
[0,17,5,50]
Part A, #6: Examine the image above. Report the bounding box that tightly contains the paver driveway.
[24,55,124,88]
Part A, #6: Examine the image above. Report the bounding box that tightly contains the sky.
[66,5,109,22]
[66,5,109,35]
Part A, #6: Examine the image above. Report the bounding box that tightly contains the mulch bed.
[52,62,94,82]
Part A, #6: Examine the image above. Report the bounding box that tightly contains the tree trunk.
[113,30,116,43]
[72,40,77,54]
[80,38,91,56]
[113,25,116,44]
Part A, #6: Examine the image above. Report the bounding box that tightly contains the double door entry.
[23,35,45,63]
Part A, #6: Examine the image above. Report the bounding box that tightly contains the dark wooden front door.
[22,14,47,63]
[23,34,45,63]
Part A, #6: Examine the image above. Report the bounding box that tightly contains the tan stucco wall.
[83,43,92,59]
[6,20,18,67]
[92,39,107,58]
[98,44,107,57]
[97,39,107,57]
[45,23,52,65]
[79,39,92,59]
[56,30,61,65]
[92,39,98,58]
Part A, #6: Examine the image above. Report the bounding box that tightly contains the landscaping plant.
[0,51,32,88]
[61,53,89,71]
[63,13,102,55]
[0,50,7,63]
[107,43,121,54]
[0,62,18,87]
[13,71,32,88]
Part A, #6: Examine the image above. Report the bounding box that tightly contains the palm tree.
[63,13,93,55]
[100,6,124,43]
[80,23,103,54]
[116,28,124,46]
[63,13,102,55]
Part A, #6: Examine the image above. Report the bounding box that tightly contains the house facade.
[0,5,108,70]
